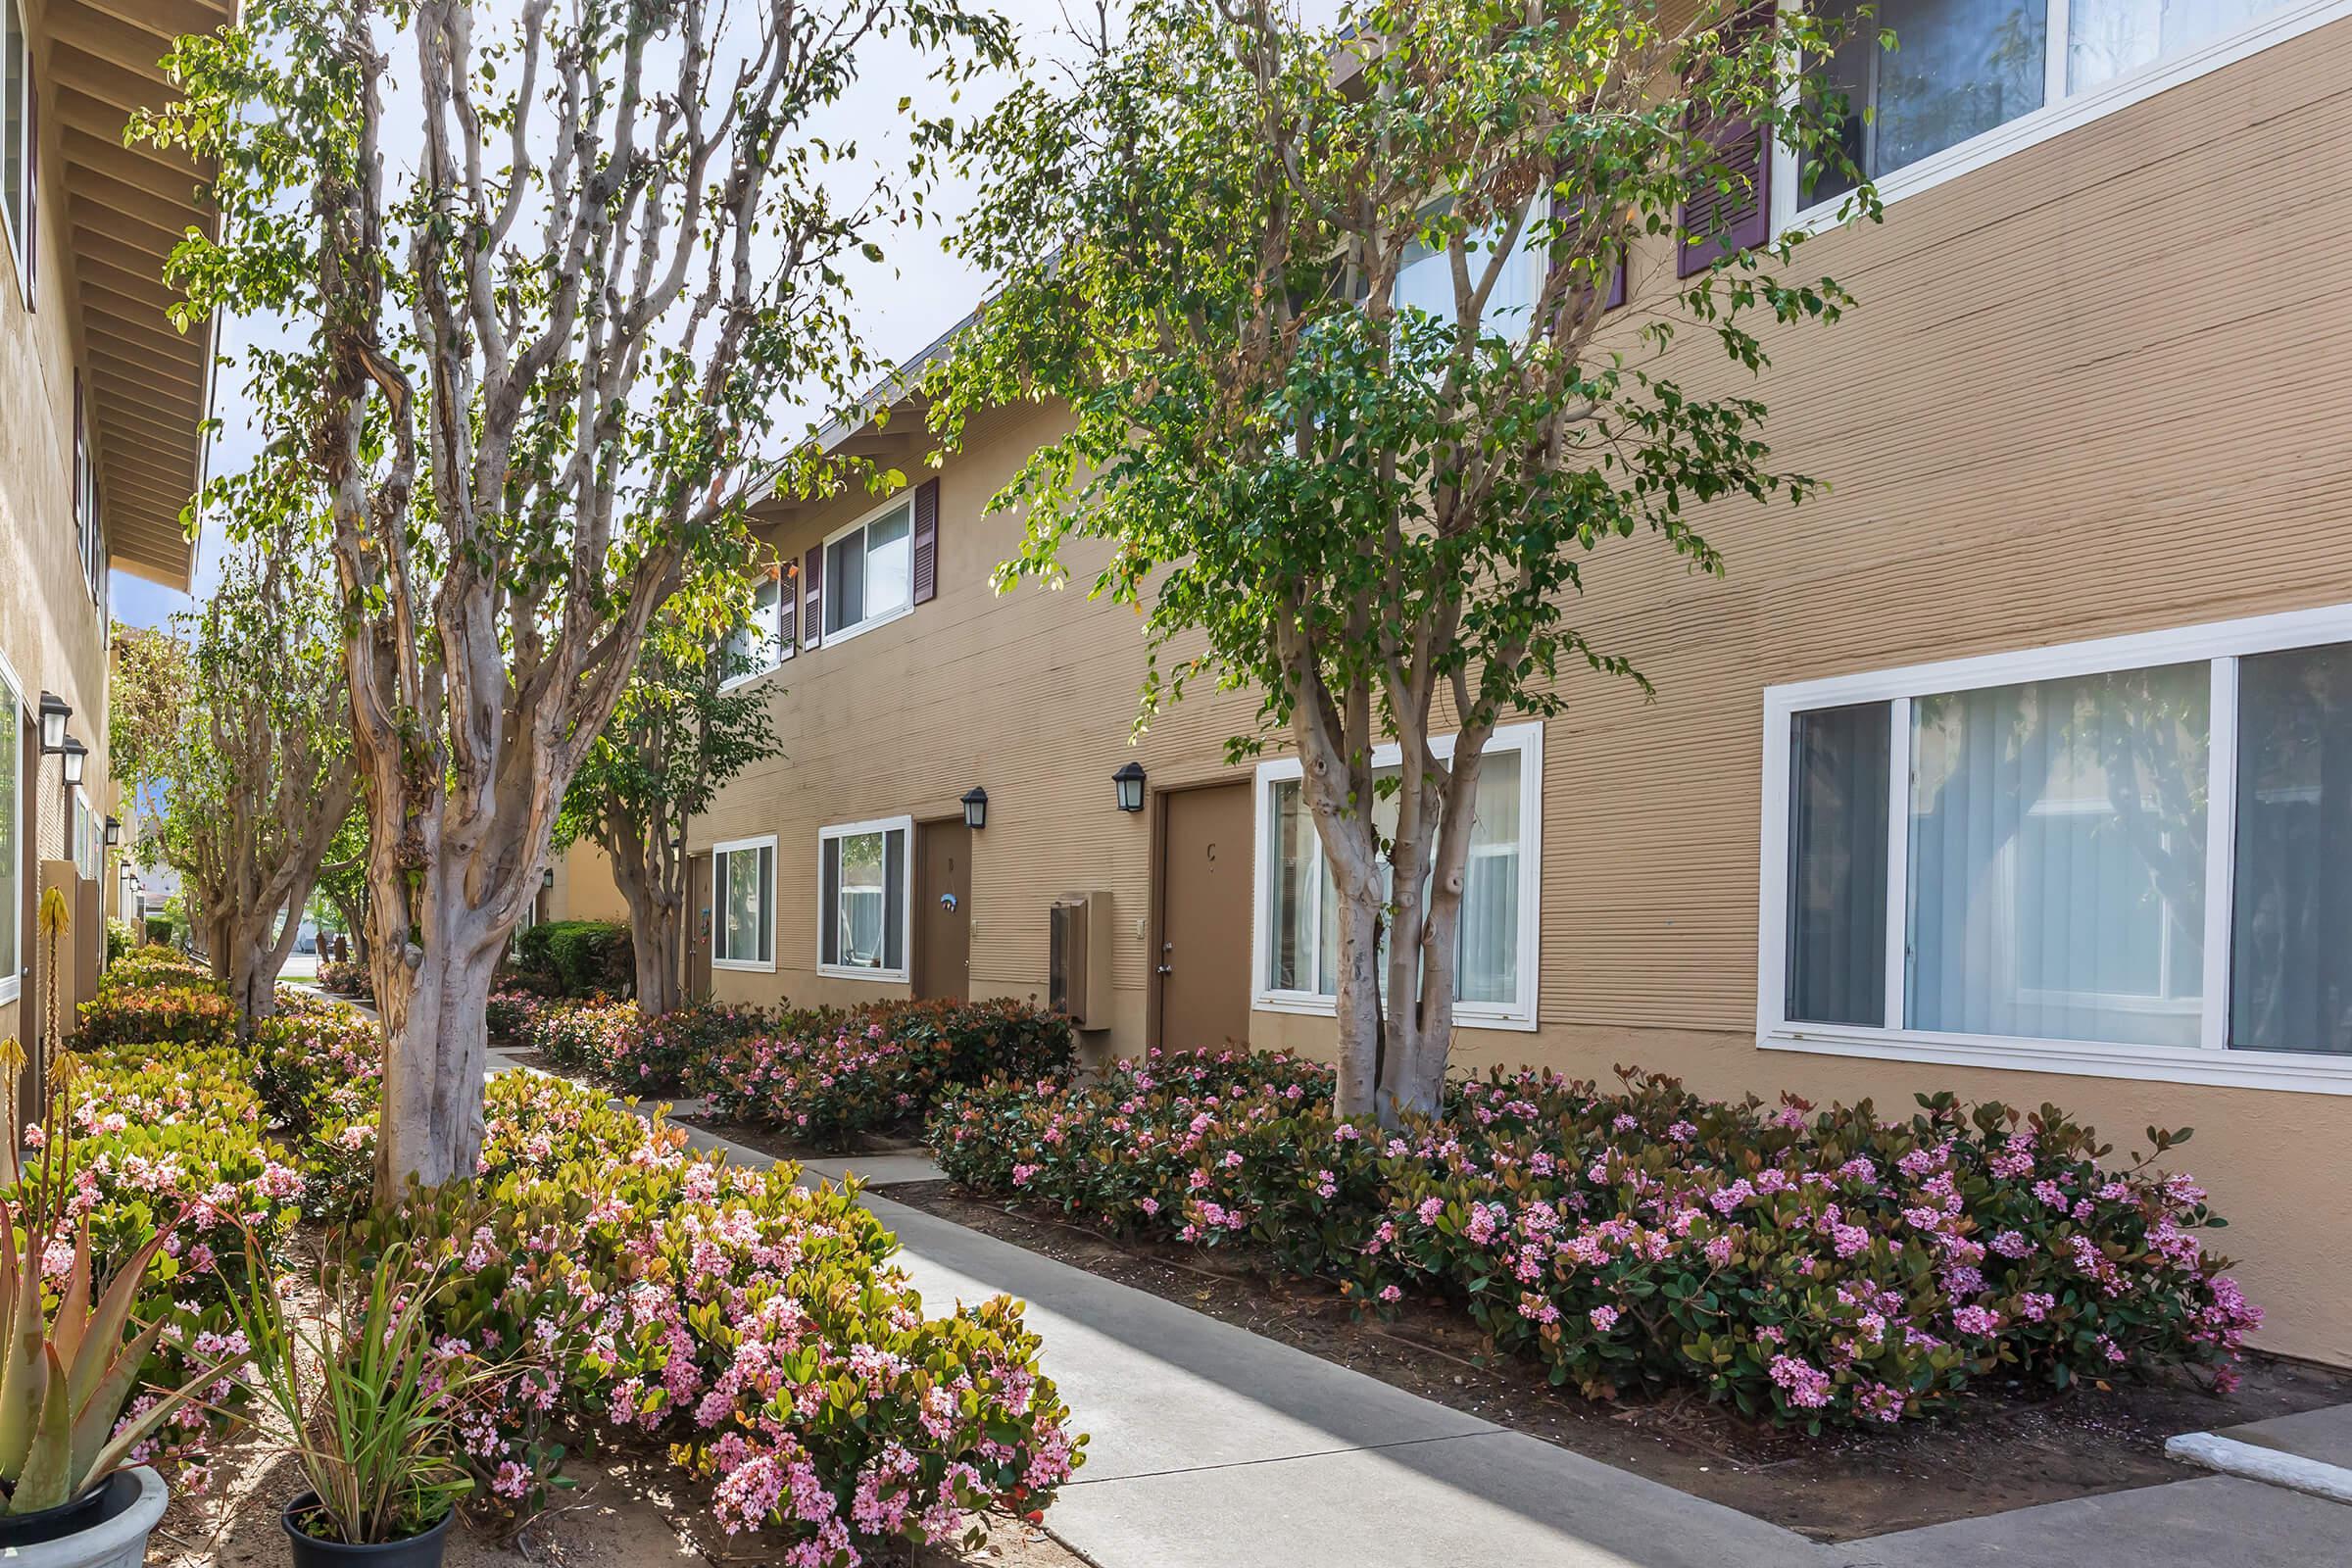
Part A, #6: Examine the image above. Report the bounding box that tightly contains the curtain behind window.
[1906,663,2207,1047]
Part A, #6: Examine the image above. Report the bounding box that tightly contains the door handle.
[1154,964,1173,975]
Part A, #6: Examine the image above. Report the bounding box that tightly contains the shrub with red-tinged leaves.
[929,1051,2261,1431]
[502,996,770,1095]
[703,998,1074,1149]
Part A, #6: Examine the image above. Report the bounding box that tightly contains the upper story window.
[711,835,776,971]
[821,499,913,644]
[818,816,909,981]
[1761,604,2352,1094]
[1,0,29,307]
[1789,0,2328,221]
[74,373,103,609]
[1254,721,1544,1031]
[721,571,789,686]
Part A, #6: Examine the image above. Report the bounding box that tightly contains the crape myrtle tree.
[557,589,780,1015]
[159,539,359,1029]
[141,0,1007,1195]
[107,621,192,859]
[929,0,1881,1122]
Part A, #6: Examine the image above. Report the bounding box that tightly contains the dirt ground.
[878,1178,2352,1544]
[153,1439,1090,1568]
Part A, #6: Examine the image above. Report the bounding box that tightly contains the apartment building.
[680,6,2352,1361]
[0,0,222,1066]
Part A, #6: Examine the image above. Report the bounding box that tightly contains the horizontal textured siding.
[691,22,2352,1361]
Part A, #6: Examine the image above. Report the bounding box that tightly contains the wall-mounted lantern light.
[1112,761,1147,814]
[541,866,557,892]
[103,815,121,849]
[60,735,87,788]
[960,786,988,831]
[36,692,69,754]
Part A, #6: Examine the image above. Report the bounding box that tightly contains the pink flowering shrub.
[485,987,545,1043]
[315,956,374,999]
[703,998,1075,1150]
[931,1052,2262,1431]
[515,996,641,1076]
[345,1071,1085,1557]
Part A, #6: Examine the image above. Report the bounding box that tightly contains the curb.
[2165,1431,2352,1506]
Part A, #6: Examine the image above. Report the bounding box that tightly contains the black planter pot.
[0,1471,137,1550]
[279,1494,455,1568]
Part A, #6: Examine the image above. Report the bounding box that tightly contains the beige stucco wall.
[694,20,2352,1363]
[548,838,632,925]
[0,72,116,1054]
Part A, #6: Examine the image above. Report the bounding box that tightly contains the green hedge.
[510,918,632,998]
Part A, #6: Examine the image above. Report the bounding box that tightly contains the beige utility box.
[1049,891,1113,1032]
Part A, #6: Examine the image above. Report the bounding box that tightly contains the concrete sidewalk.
[481,1044,2352,1568]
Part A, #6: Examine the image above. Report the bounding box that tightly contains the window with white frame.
[721,572,788,684]
[1786,0,2334,222]
[0,659,19,1004]
[1254,722,1543,1030]
[1761,606,2352,1092]
[72,788,95,882]
[0,0,27,301]
[822,500,913,642]
[818,816,909,980]
[711,836,775,970]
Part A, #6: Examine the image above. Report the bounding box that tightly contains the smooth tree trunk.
[605,819,686,1017]
[368,866,509,1193]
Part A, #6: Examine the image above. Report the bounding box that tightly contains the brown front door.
[1155,782,1252,1050]
[684,853,712,1001]
[914,820,971,1001]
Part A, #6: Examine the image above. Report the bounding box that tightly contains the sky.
[109,0,1136,632]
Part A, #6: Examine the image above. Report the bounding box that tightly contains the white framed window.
[0,652,21,1004]
[1777,0,2350,231]
[820,498,914,645]
[0,0,29,307]
[817,815,910,981]
[720,571,790,687]
[711,834,775,971]
[71,787,95,883]
[1760,602,2352,1094]
[1252,721,1544,1031]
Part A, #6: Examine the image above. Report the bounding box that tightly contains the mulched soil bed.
[159,1435,1081,1568]
[670,1109,927,1166]
[877,1177,2352,1544]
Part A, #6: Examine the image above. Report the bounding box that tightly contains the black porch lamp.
[103,815,121,848]
[541,866,556,892]
[960,786,988,830]
[1112,760,1147,813]
[36,692,69,754]
[60,735,87,788]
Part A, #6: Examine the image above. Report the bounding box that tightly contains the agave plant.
[0,889,245,1515]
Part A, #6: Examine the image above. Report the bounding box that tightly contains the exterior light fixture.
[541,866,557,892]
[1112,761,1147,813]
[103,815,121,848]
[36,692,69,753]
[960,786,988,831]
[60,735,87,788]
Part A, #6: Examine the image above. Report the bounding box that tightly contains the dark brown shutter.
[910,478,940,605]
[1678,9,1774,277]
[1678,119,1768,276]
[802,546,823,649]
[774,564,796,654]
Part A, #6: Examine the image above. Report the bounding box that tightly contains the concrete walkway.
[468,1039,2352,1568]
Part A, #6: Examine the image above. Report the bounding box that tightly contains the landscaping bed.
[882,1175,2350,1541]
[64,952,1087,1566]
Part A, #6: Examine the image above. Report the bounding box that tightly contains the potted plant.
[232,1241,490,1568]
[0,892,249,1564]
